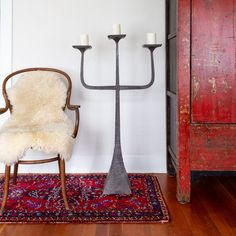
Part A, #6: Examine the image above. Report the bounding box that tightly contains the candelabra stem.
[115,42,121,146]
[103,39,131,195]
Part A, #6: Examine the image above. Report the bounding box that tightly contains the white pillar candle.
[112,24,121,34]
[146,33,157,44]
[80,34,89,45]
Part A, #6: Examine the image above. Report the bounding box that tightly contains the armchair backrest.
[2,68,72,115]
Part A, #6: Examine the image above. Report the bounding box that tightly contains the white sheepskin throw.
[0,71,74,165]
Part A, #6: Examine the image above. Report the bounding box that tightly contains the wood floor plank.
[192,177,236,236]
[81,224,97,236]
[0,225,6,236]
[182,190,221,236]
[149,224,168,236]
[0,225,46,236]
[108,224,123,236]
[212,179,236,231]
[218,176,236,200]
[122,224,151,236]
[95,224,109,236]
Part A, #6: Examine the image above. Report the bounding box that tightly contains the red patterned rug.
[0,174,169,223]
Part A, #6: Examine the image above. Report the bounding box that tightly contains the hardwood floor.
[0,174,235,236]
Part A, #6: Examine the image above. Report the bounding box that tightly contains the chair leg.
[13,163,19,185]
[58,158,69,210]
[58,158,61,176]
[0,165,11,214]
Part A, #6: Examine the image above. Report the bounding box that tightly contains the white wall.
[0,0,12,78]
[0,0,12,134]
[0,0,166,173]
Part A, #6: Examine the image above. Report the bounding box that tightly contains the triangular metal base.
[103,145,131,195]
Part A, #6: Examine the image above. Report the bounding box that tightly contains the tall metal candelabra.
[73,34,161,195]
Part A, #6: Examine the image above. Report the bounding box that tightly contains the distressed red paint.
[177,0,191,203]
[191,125,236,170]
[177,0,236,202]
[191,0,236,123]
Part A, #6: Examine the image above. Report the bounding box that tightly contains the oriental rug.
[0,174,169,223]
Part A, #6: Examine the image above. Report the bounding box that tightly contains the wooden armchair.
[0,68,80,213]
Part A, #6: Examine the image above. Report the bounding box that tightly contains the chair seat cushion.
[0,120,74,165]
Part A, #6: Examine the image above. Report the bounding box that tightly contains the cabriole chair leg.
[58,158,69,210]
[0,165,11,214]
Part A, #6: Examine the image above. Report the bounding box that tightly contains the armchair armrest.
[0,107,8,115]
[67,104,80,138]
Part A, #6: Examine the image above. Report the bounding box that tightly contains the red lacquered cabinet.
[167,0,236,202]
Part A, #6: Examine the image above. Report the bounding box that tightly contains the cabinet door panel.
[191,0,236,123]
[190,124,236,171]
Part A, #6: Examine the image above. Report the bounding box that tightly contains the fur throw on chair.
[0,71,74,165]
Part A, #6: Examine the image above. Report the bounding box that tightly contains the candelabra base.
[103,145,131,195]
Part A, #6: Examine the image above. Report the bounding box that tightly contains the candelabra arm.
[73,45,116,90]
[119,44,162,90]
